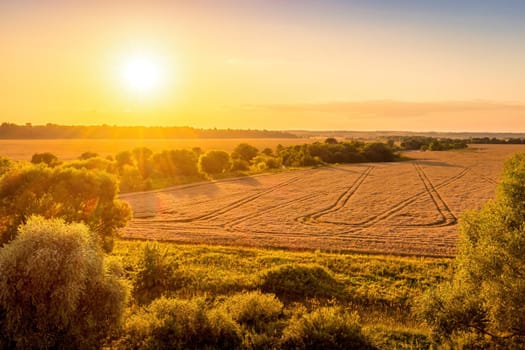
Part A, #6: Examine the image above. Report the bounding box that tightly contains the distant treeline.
[0,123,298,139]
[467,137,525,144]
[388,136,468,151]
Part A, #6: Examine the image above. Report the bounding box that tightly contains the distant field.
[121,144,525,257]
[0,138,310,161]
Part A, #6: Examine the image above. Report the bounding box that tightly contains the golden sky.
[2,1,525,131]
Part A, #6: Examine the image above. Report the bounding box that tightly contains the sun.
[121,53,163,94]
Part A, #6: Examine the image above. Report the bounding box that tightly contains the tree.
[153,149,199,177]
[419,152,525,347]
[324,137,338,144]
[31,152,60,167]
[0,217,128,349]
[0,164,132,251]
[232,143,259,162]
[198,150,232,175]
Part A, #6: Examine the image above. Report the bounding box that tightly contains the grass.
[112,239,451,348]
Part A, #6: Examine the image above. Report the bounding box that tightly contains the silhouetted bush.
[0,217,128,349]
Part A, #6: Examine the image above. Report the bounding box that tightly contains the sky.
[1,0,525,131]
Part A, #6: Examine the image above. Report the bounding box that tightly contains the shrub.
[116,297,242,350]
[198,150,232,175]
[231,159,250,171]
[281,306,373,350]
[0,217,128,350]
[133,242,176,305]
[218,291,283,332]
[259,264,344,302]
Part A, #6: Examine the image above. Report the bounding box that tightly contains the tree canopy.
[0,164,132,251]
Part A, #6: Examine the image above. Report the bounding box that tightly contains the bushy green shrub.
[281,306,373,350]
[116,297,242,350]
[0,217,128,349]
[259,264,344,302]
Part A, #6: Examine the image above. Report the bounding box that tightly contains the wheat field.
[121,145,525,256]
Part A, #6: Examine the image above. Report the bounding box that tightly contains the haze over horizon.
[2,1,525,132]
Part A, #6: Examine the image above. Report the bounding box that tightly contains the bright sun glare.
[122,54,163,94]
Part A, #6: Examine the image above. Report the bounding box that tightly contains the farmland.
[121,144,525,257]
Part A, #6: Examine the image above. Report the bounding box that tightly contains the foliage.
[258,264,345,302]
[218,291,283,332]
[0,157,13,176]
[31,152,60,167]
[198,150,232,175]
[232,143,259,162]
[133,242,176,305]
[115,297,242,350]
[418,152,525,347]
[153,149,199,177]
[0,163,132,251]
[280,306,374,350]
[278,141,396,167]
[0,217,128,349]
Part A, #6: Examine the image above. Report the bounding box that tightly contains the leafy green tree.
[0,164,132,251]
[0,217,128,349]
[419,152,525,347]
[232,143,259,162]
[198,150,232,175]
[31,152,60,167]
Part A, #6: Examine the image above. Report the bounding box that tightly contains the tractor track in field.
[134,175,303,224]
[296,166,374,224]
[299,162,466,229]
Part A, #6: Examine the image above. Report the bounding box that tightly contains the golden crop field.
[0,138,309,161]
[121,144,525,257]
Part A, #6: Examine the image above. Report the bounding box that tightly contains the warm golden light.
[121,53,163,94]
